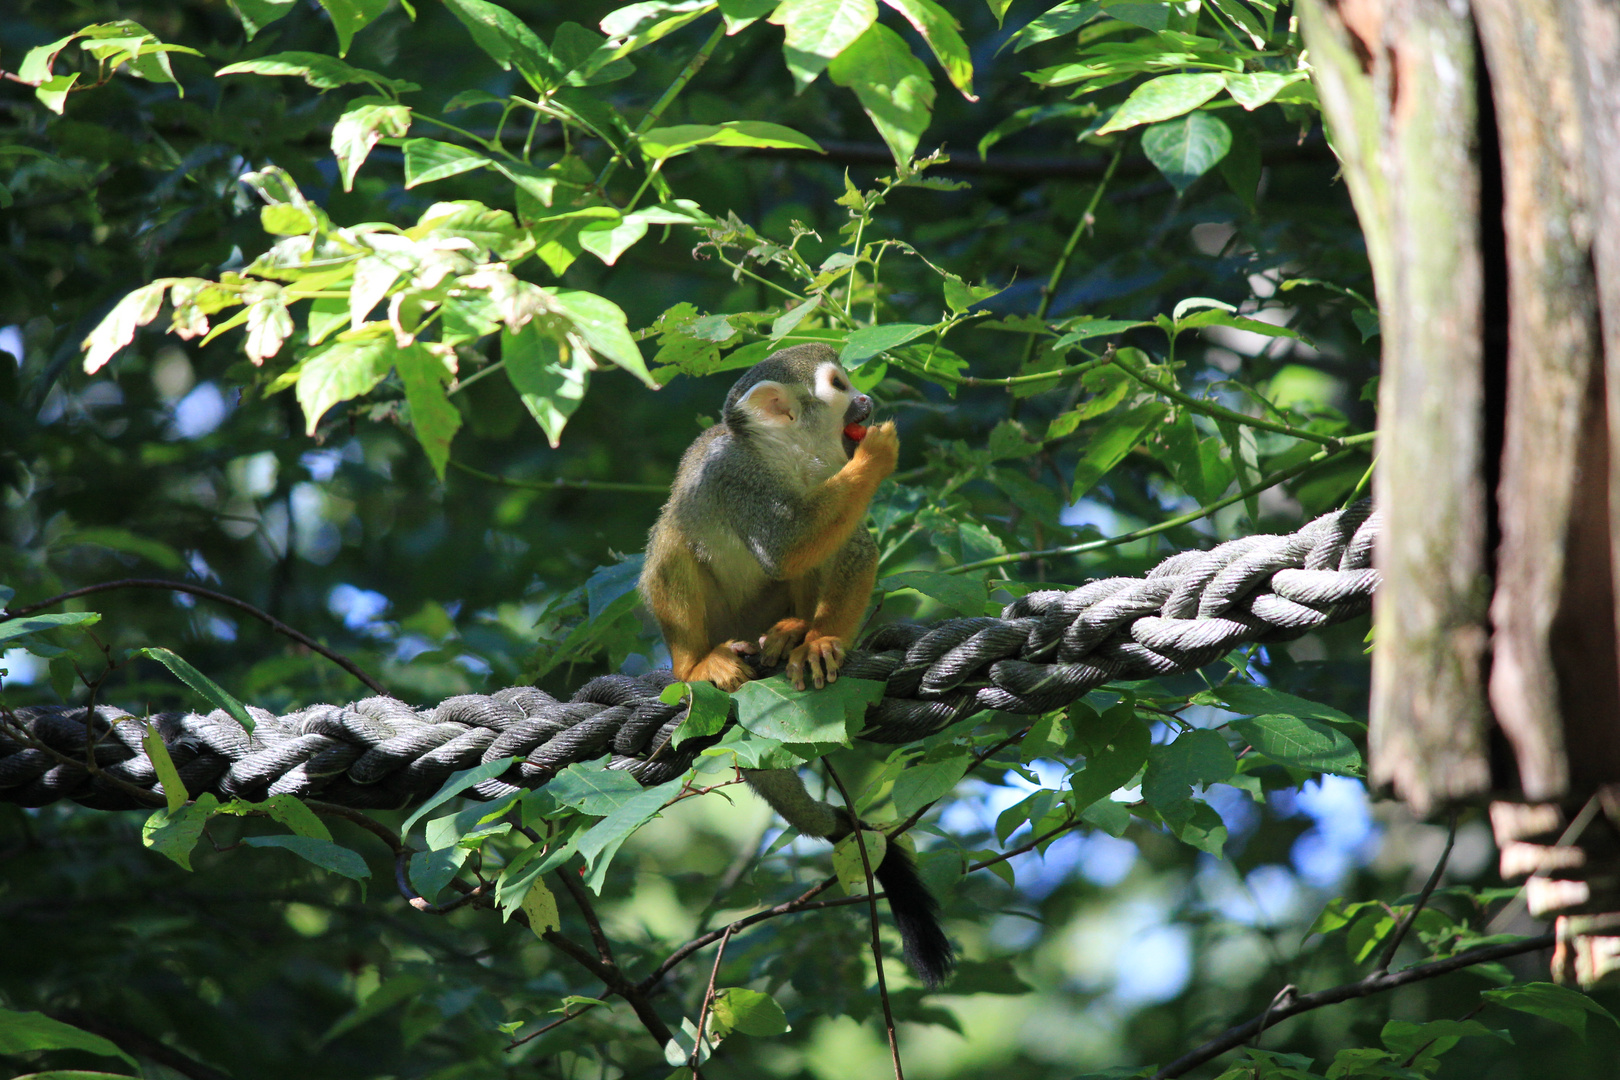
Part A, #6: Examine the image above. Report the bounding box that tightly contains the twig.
[1374,813,1456,974]
[447,457,668,494]
[689,924,735,1077]
[1150,932,1556,1079]
[1019,144,1126,368]
[951,431,1378,572]
[825,762,906,1080]
[556,868,617,967]
[1111,351,1344,448]
[506,1001,601,1050]
[2,579,386,695]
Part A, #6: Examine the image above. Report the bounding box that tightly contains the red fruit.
[844,422,868,442]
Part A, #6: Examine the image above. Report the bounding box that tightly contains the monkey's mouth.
[841,396,872,457]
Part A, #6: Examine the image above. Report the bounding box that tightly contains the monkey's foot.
[685,642,755,691]
[787,631,846,690]
[759,617,809,666]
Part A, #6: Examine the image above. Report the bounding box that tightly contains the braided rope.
[0,502,1378,812]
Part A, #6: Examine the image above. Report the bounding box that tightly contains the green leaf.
[504,326,588,447]
[828,23,935,166]
[881,0,975,99]
[1070,707,1150,809]
[1381,1018,1509,1059]
[0,1009,137,1067]
[319,975,432,1046]
[216,51,415,91]
[832,829,887,893]
[548,289,656,386]
[142,793,222,870]
[403,139,491,187]
[229,794,333,840]
[136,646,254,732]
[0,611,102,646]
[1007,1,1101,51]
[1483,982,1620,1038]
[769,0,879,90]
[575,777,687,891]
[1069,401,1170,499]
[547,759,648,814]
[943,273,1005,313]
[840,322,931,363]
[82,280,170,373]
[710,988,791,1037]
[664,680,735,748]
[295,335,395,435]
[521,877,561,935]
[1232,715,1364,776]
[397,343,462,479]
[141,724,189,812]
[577,213,648,265]
[880,570,989,616]
[891,756,970,817]
[231,0,298,36]
[332,99,412,190]
[733,676,884,746]
[1097,72,1226,135]
[443,0,562,91]
[1141,112,1232,195]
[1224,71,1309,110]
[638,120,825,160]
[1143,728,1236,809]
[400,758,522,839]
[317,0,388,56]
[244,835,372,882]
[1201,684,1354,725]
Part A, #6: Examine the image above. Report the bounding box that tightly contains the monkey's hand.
[854,420,899,480]
[759,617,809,666]
[685,641,757,691]
[786,630,846,690]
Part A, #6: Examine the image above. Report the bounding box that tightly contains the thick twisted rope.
[0,502,1378,812]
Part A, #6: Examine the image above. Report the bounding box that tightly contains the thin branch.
[689,924,735,1077]
[1019,144,1126,368]
[825,762,906,1080]
[1151,932,1556,1079]
[1112,351,1344,448]
[446,457,668,494]
[951,431,1378,572]
[2,579,386,695]
[638,876,840,992]
[556,868,617,968]
[595,19,727,192]
[506,1001,601,1050]
[1374,813,1456,974]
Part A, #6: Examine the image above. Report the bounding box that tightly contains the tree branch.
[2,579,386,695]
[1151,932,1556,1079]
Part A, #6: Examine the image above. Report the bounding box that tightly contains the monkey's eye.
[832,377,848,391]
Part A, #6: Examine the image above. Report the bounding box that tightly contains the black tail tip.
[874,841,955,988]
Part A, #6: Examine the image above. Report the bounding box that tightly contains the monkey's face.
[726,352,872,470]
[809,361,872,459]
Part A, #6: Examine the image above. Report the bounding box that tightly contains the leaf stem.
[1020,143,1124,367]
[1112,351,1344,447]
[596,19,728,192]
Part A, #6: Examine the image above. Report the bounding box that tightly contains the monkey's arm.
[741,766,955,988]
[746,422,898,581]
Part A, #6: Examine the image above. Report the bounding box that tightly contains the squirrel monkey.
[640,343,954,987]
[639,342,898,692]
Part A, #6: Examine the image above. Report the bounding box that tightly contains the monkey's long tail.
[874,841,955,988]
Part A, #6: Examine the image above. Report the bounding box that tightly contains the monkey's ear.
[736,381,798,424]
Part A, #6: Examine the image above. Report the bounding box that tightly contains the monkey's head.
[723,343,873,462]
